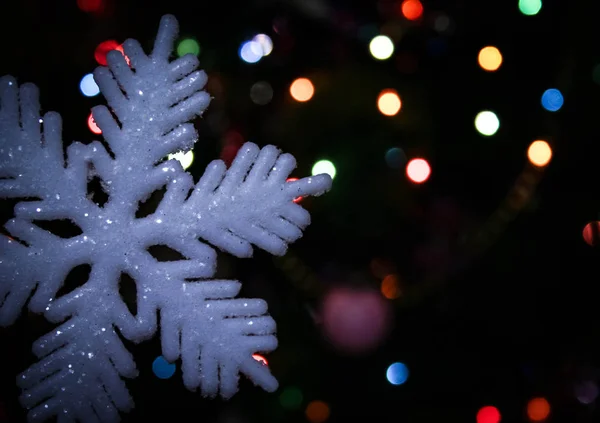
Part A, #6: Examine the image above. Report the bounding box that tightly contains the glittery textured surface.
[0,15,332,422]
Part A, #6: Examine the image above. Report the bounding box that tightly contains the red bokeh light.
[401,0,424,20]
[406,158,430,183]
[88,113,102,135]
[94,40,120,66]
[77,0,103,13]
[583,221,600,246]
[477,406,501,423]
[286,178,303,203]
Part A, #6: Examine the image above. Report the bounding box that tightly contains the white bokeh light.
[253,34,273,56]
[369,35,394,60]
[312,159,336,180]
[239,41,263,63]
[79,73,100,97]
[474,111,500,136]
[167,150,194,170]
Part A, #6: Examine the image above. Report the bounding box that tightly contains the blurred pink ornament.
[320,287,392,354]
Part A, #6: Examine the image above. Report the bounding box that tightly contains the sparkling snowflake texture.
[0,15,332,422]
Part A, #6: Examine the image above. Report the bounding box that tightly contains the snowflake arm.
[183,142,332,257]
[155,279,278,398]
[91,15,210,165]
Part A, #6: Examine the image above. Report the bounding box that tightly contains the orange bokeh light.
[252,354,268,365]
[401,0,424,21]
[527,140,552,167]
[305,400,330,423]
[406,158,430,183]
[286,178,303,203]
[290,78,314,102]
[478,46,503,71]
[381,274,401,299]
[115,44,131,66]
[377,90,402,116]
[88,113,102,134]
[527,398,550,422]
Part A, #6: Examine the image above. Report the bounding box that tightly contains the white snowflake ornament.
[0,15,332,422]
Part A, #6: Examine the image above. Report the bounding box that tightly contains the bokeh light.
[475,111,500,136]
[239,40,263,63]
[253,34,273,56]
[381,274,401,299]
[152,356,176,379]
[312,160,336,180]
[401,0,424,20]
[176,38,200,57]
[369,35,394,60]
[582,221,600,246]
[279,386,303,409]
[386,362,409,385]
[406,158,430,183]
[250,81,274,105]
[79,73,100,97]
[527,140,552,167]
[477,406,501,423]
[167,150,194,170]
[434,14,451,33]
[527,397,550,422]
[77,0,103,13]
[305,400,330,423]
[519,0,542,16]
[575,380,599,405]
[88,112,102,134]
[478,46,503,71]
[321,287,392,354]
[286,178,303,203]
[593,65,600,85]
[377,90,402,116]
[541,88,563,112]
[252,354,268,365]
[94,39,120,66]
[290,78,315,102]
[114,44,131,66]
[385,147,406,169]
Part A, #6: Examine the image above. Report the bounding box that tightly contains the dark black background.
[2,0,600,422]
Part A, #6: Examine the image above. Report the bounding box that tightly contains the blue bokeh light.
[386,362,409,385]
[385,147,407,169]
[541,88,563,112]
[239,41,263,63]
[79,73,100,97]
[152,356,176,379]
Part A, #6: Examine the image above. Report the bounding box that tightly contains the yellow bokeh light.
[290,78,314,102]
[377,90,402,116]
[478,46,502,71]
[527,140,552,167]
[167,150,194,170]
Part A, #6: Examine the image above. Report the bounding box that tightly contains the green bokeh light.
[518,0,542,16]
[593,65,600,85]
[177,38,201,57]
[279,386,303,409]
